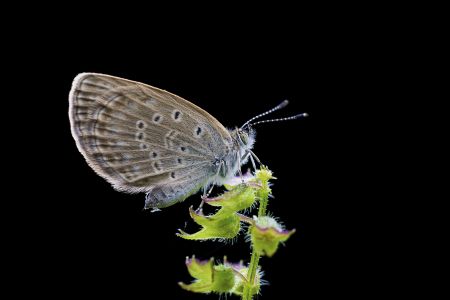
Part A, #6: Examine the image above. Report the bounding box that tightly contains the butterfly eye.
[239,132,248,145]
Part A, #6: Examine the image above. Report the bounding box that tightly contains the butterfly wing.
[69,73,232,207]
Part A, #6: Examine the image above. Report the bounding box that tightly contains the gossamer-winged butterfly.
[69,73,307,210]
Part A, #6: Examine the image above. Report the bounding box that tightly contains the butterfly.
[69,73,306,210]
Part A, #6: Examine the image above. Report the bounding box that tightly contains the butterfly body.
[69,73,255,209]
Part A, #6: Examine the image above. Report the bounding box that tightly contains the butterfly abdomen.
[145,178,207,209]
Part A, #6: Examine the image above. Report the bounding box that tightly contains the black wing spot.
[153,114,162,123]
[136,120,146,129]
[136,132,145,141]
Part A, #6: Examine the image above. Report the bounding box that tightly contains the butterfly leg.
[204,184,215,198]
[206,159,225,197]
[249,153,257,172]
[243,151,257,172]
[196,199,205,214]
[196,160,225,213]
[249,150,263,167]
[236,153,244,183]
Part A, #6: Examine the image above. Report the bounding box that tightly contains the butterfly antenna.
[250,113,309,126]
[240,100,290,130]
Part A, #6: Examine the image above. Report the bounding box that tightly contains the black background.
[12,7,393,299]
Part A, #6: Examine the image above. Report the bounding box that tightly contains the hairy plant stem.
[242,183,269,300]
[242,249,260,300]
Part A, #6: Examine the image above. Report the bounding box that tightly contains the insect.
[69,73,307,210]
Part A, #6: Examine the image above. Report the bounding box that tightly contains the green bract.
[179,257,215,293]
[251,216,295,257]
[178,167,296,299]
[177,206,241,240]
[177,184,257,240]
[179,256,260,296]
[205,185,256,212]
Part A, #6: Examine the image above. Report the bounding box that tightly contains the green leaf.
[179,256,249,294]
[250,216,295,257]
[204,184,256,212]
[177,184,257,240]
[212,264,236,293]
[177,207,241,240]
[179,257,214,293]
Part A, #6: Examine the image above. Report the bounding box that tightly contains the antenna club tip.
[279,100,289,108]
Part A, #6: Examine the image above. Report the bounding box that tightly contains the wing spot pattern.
[194,126,203,138]
[153,113,163,124]
[136,132,145,141]
[172,110,182,122]
[136,120,147,129]
[70,74,232,197]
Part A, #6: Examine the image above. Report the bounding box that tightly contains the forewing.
[69,73,230,194]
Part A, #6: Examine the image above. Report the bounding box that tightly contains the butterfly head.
[232,126,256,151]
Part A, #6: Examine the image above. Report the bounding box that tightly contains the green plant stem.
[258,177,270,217]
[242,249,260,300]
[242,183,269,300]
[258,193,268,217]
